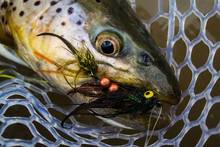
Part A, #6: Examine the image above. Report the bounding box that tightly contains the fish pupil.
[101,40,114,54]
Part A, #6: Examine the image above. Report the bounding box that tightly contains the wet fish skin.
[0,0,181,130]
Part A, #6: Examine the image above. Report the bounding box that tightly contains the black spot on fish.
[39,15,43,20]
[50,1,57,6]
[76,20,82,25]
[56,8,62,13]
[19,11,25,17]
[34,1,41,6]
[61,22,66,26]
[68,7,74,15]
[12,7,16,11]
[9,2,13,6]
[23,0,29,3]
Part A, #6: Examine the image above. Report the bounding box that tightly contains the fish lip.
[155,86,181,105]
[147,82,181,105]
[157,93,180,105]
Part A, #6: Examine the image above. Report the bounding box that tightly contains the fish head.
[77,0,181,105]
[57,0,181,130]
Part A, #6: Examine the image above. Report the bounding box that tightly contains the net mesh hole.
[179,65,192,91]
[2,123,34,140]
[213,48,220,71]
[194,70,212,94]
[206,14,220,44]
[184,13,201,41]
[191,41,209,68]
[176,0,190,14]
[32,121,57,143]
[180,126,202,147]
[188,98,206,122]
[210,77,220,97]
[4,105,31,117]
[55,128,78,143]
[204,135,220,147]
[164,120,185,139]
[101,138,129,146]
[206,103,220,129]
[173,39,187,64]
[195,0,215,15]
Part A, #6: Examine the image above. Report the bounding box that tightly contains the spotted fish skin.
[0,0,181,130]
[0,0,91,93]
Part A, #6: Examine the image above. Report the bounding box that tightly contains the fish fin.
[0,43,28,67]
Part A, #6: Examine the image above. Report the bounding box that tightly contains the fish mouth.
[71,79,179,111]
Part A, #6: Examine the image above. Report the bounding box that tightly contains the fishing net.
[0,0,220,146]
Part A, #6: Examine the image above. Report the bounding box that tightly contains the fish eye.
[144,90,154,99]
[95,32,122,56]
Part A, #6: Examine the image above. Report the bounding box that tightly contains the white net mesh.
[0,0,220,146]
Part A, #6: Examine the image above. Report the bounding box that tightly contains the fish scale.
[0,0,181,130]
[0,0,87,50]
[0,0,89,92]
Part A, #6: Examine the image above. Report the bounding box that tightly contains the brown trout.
[0,0,181,130]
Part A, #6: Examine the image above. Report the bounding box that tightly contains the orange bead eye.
[109,83,119,92]
[100,77,111,87]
